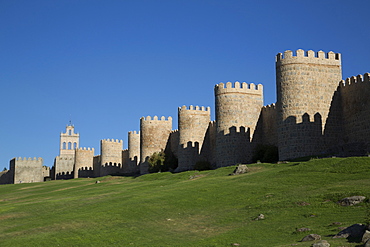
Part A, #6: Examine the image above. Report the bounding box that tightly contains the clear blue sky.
[1,0,369,168]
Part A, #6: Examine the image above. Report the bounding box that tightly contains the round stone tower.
[100,139,123,176]
[128,131,140,163]
[140,116,172,174]
[74,147,94,178]
[176,105,211,171]
[214,81,263,167]
[276,49,342,160]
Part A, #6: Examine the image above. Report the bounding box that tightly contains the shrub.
[148,151,166,173]
[148,150,178,173]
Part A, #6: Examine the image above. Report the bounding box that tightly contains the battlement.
[214,81,263,95]
[262,103,276,110]
[218,126,250,135]
[128,131,140,135]
[276,49,341,66]
[339,73,370,87]
[140,116,172,121]
[15,157,43,161]
[178,105,211,112]
[101,139,123,143]
[180,141,200,149]
[262,104,276,115]
[77,147,94,151]
[276,49,341,61]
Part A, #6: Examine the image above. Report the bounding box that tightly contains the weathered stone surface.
[333,223,366,239]
[363,230,370,243]
[296,227,311,232]
[301,234,321,241]
[230,165,249,175]
[312,240,330,247]
[365,239,370,247]
[254,214,265,221]
[338,196,366,206]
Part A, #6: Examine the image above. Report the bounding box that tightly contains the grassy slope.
[0,157,369,247]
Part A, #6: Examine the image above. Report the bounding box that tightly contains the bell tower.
[59,124,79,156]
[53,123,80,179]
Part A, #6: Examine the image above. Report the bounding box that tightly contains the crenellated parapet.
[16,157,43,162]
[262,103,276,112]
[128,130,140,135]
[339,73,370,87]
[276,49,341,66]
[77,147,94,151]
[214,81,263,96]
[101,139,123,144]
[178,105,211,112]
[140,116,172,122]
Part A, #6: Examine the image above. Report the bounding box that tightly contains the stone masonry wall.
[10,157,43,184]
[336,74,370,155]
[253,103,278,146]
[54,156,74,179]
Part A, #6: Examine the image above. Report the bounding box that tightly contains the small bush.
[148,150,178,173]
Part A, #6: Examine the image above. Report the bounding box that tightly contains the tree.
[148,151,166,173]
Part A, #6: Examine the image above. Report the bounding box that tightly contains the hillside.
[0,157,369,246]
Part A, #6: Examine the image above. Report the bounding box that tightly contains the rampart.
[253,103,278,146]
[168,130,179,158]
[54,156,74,179]
[328,73,370,155]
[216,126,251,167]
[9,48,370,183]
[10,157,43,184]
[199,121,216,166]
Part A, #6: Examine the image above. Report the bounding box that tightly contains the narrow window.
[68,142,72,149]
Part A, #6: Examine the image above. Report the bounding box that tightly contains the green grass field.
[1,157,369,246]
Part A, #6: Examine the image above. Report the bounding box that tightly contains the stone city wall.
[10,157,43,184]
